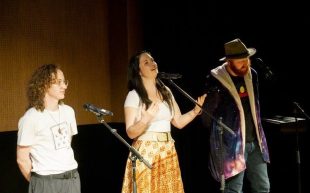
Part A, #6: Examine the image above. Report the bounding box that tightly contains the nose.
[146,61,157,69]
[60,82,68,89]
[152,61,158,68]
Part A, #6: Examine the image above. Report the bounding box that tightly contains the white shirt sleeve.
[17,108,37,146]
[124,90,140,108]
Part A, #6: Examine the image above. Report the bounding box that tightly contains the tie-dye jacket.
[201,63,270,181]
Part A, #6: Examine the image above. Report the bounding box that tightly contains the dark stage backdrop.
[138,1,310,192]
[140,0,310,118]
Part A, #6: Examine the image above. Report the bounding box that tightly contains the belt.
[136,131,173,142]
[32,169,78,179]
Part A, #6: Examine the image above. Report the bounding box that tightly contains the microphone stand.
[217,117,225,193]
[162,78,235,136]
[161,78,236,192]
[95,115,152,193]
[293,102,309,193]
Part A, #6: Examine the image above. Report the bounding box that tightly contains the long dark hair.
[127,51,173,111]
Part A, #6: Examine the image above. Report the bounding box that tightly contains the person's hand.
[141,102,159,124]
[193,94,207,115]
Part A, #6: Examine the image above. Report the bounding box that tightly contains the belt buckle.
[63,170,75,179]
[157,133,168,142]
[63,172,71,179]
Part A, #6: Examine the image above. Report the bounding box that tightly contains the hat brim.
[219,48,256,61]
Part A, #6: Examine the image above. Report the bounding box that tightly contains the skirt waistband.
[136,131,174,142]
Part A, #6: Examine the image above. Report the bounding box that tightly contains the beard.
[229,63,249,76]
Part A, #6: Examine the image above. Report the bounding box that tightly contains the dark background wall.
[140,0,310,117]
[137,1,310,192]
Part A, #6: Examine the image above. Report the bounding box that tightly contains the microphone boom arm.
[96,115,152,169]
[293,102,310,120]
[165,79,235,136]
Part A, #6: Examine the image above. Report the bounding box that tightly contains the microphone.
[158,72,182,80]
[253,58,274,80]
[83,103,113,116]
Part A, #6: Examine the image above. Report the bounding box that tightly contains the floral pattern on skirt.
[121,140,184,193]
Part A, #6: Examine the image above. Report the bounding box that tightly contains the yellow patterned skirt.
[121,140,185,193]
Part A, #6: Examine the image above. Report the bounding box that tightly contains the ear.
[225,61,232,72]
[226,60,232,66]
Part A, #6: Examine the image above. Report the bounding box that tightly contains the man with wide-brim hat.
[218,38,257,77]
[219,38,256,61]
[201,38,270,193]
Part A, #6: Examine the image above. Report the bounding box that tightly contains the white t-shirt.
[124,89,174,132]
[17,104,78,175]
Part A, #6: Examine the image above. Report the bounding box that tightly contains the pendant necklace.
[47,107,62,134]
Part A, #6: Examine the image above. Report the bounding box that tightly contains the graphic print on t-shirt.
[238,85,248,98]
[50,122,70,150]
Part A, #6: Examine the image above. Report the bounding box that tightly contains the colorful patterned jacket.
[201,63,270,181]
